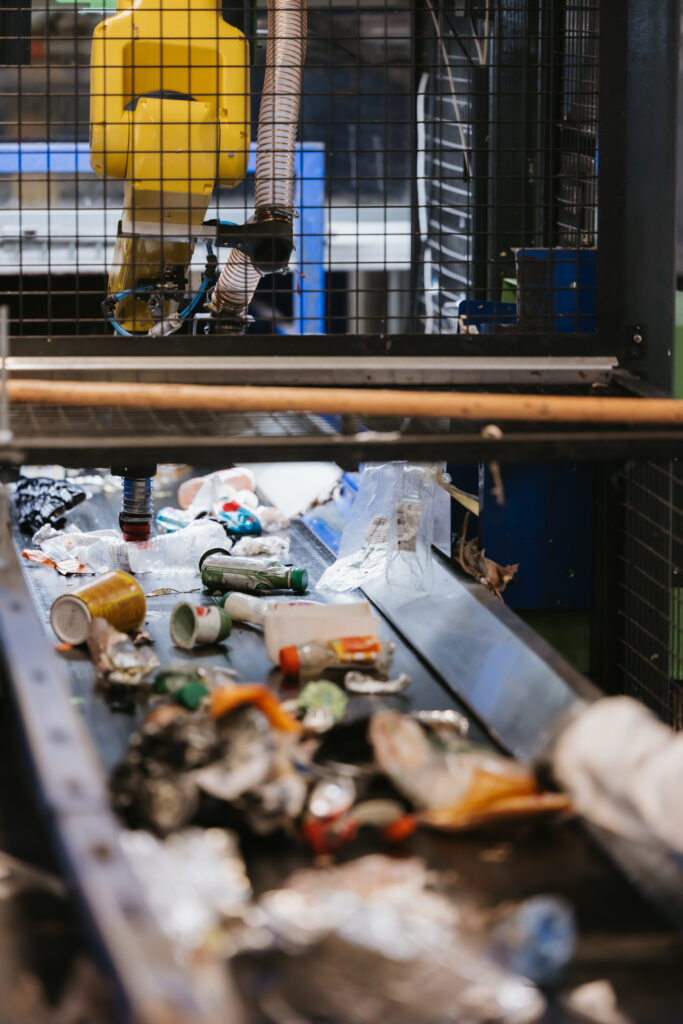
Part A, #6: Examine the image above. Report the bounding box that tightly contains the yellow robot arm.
[90,0,250,333]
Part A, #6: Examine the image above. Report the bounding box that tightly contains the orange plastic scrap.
[22,549,56,568]
[419,787,572,833]
[210,684,302,734]
[383,814,419,842]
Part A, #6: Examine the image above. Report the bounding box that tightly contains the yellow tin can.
[50,571,146,645]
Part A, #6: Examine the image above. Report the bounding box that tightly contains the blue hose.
[108,244,216,335]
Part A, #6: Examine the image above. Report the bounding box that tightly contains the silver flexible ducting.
[209,0,307,323]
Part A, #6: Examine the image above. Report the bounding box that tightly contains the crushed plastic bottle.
[128,519,229,574]
[279,635,395,678]
[40,528,131,572]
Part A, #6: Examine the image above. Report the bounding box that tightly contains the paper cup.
[170,602,232,649]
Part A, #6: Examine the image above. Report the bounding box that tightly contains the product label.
[395,501,422,552]
[77,573,145,633]
[365,516,390,546]
[203,566,283,595]
[329,635,382,663]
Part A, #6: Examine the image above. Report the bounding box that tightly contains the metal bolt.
[633,333,643,345]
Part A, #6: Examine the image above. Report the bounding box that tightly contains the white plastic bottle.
[219,592,380,663]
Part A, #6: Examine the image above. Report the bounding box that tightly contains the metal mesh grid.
[415,0,599,335]
[9,402,339,437]
[0,0,599,340]
[614,460,683,728]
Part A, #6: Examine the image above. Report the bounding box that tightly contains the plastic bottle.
[200,550,308,595]
[487,895,577,985]
[219,592,380,662]
[128,520,229,574]
[279,636,395,678]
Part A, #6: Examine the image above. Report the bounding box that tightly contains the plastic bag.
[317,463,441,593]
[385,463,438,591]
[40,528,130,572]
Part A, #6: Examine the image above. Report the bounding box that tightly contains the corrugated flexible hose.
[208,0,307,325]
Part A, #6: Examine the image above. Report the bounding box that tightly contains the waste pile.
[13,462,608,1024]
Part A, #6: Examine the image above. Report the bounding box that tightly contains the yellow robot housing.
[90,0,250,333]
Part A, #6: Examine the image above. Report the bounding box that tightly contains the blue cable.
[108,243,216,334]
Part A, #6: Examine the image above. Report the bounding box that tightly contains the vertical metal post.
[598,0,679,389]
[0,305,10,573]
[0,305,9,447]
[293,145,325,334]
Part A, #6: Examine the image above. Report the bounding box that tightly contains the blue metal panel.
[301,472,359,554]
[293,144,326,334]
[0,141,92,174]
[0,141,327,335]
[477,462,593,609]
[457,300,517,333]
[515,248,597,333]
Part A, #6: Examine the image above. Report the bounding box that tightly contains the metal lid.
[50,595,92,645]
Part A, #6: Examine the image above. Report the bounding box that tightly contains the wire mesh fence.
[612,460,683,728]
[0,0,599,338]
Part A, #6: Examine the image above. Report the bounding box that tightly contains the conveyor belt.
[4,485,683,1022]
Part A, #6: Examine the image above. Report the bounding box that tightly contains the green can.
[199,549,308,596]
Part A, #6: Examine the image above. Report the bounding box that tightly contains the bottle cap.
[198,547,232,572]
[290,568,308,594]
[279,645,301,676]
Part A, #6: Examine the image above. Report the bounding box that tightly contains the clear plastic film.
[317,462,442,593]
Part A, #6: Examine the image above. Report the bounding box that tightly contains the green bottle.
[199,549,308,596]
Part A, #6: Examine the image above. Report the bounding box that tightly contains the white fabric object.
[631,730,683,853]
[553,697,681,849]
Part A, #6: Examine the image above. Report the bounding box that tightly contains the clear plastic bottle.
[279,636,395,678]
[127,520,229,574]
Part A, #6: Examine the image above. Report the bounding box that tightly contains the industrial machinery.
[90,0,306,536]
[91,0,305,338]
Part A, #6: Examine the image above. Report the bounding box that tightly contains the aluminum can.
[51,570,146,645]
